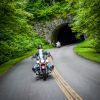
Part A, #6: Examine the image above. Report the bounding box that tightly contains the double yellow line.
[52,68,83,100]
[48,57,83,100]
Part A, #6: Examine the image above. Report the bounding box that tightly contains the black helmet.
[37,44,42,49]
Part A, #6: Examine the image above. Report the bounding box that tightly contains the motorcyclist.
[32,44,43,73]
[32,44,54,73]
[56,41,61,48]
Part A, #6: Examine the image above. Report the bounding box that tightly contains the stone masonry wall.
[33,18,69,43]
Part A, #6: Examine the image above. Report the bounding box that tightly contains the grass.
[74,40,100,63]
[0,44,53,77]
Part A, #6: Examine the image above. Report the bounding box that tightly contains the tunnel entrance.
[51,23,82,46]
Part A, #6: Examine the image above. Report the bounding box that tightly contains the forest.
[0,0,100,65]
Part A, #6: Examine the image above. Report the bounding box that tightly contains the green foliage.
[0,0,50,64]
[76,39,94,48]
[74,40,100,63]
[70,0,100,49]
[0,0,31,64]
[0,42,53,76]
[26,0,68,21]
[0,0,100,65]
[0,32,49,64]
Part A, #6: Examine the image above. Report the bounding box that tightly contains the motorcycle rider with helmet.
[32,44,54,74]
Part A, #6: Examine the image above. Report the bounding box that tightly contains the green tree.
[0,0,32,64]
[70,0,100,50]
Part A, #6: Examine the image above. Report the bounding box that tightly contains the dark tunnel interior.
[52,23,84,46]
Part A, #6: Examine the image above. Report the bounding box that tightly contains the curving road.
[0,45,100,100]
[50,45,100,100]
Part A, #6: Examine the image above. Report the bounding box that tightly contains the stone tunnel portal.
[51,23,81,46]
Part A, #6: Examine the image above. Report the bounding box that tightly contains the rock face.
[33,18,70,44]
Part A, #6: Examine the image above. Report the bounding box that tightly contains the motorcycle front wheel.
[42,69,47,80]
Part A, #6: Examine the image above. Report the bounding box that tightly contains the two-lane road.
[50,45,100,100]
[0,57,67,100]
[0,45,100,100]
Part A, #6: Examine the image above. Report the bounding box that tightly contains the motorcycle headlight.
[46,59,48,63]
[37,60,40,63]
[41,59,44,63]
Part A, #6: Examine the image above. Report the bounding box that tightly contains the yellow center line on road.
[52,69,73,100]
[48,57,83,100]
[52,68,83,100]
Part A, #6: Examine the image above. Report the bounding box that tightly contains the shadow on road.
[32,74,54,82]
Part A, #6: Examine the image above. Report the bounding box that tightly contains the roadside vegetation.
[74,40,100,63]
[0,43,52,77]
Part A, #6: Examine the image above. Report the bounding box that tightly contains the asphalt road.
[50,45,100,100]
[0,45,100,100]
[0,58,67,100]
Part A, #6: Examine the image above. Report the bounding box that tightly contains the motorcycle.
[56,41,61,48]
[32,54,53,80]
[39,58,48,80]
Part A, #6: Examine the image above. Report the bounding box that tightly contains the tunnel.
[51,23,84,46]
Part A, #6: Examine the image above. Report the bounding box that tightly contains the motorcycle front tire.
[42,69,47,80]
